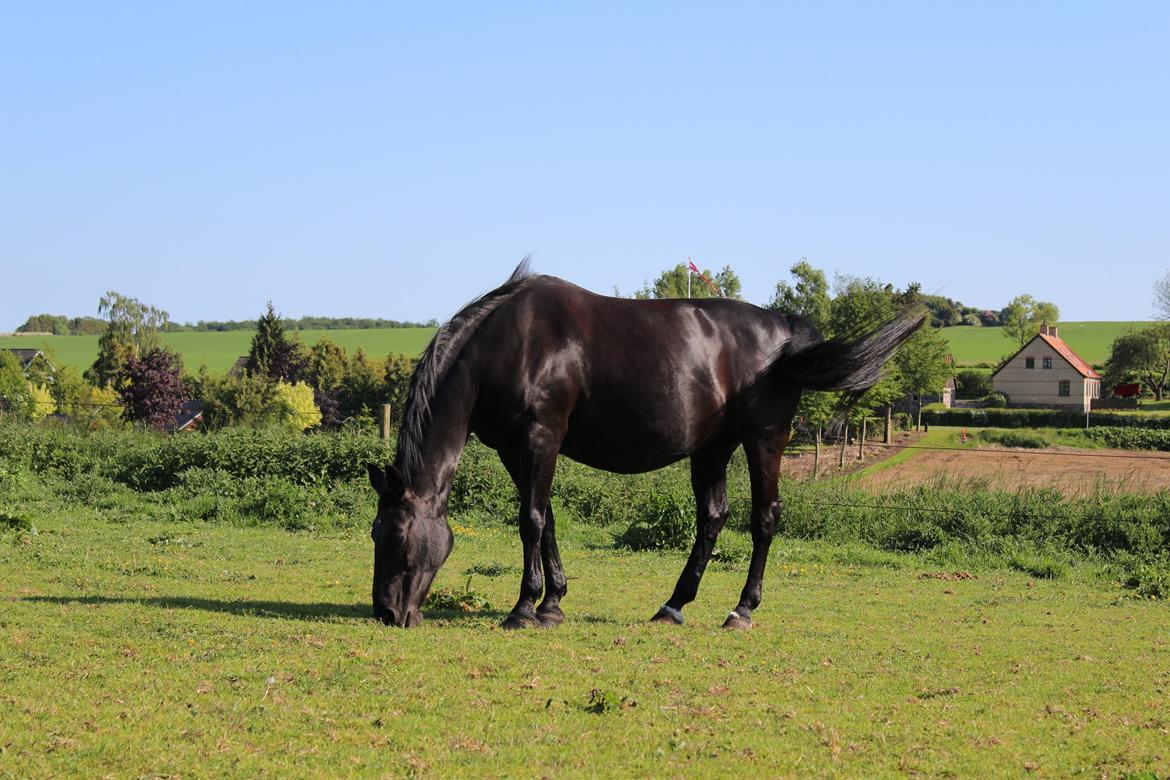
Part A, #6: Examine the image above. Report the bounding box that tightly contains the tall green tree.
[895,326,954,428]
[1154,270,1170,320]
[247,302,308,382]
[767,260,831,332]
[86,291,170,388]
[829,274,896,338]
[1000,295,1060,347]
[1103,325,1170,400]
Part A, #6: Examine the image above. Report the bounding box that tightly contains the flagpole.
[687,257,691,299]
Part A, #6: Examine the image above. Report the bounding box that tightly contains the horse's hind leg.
[723,428,788,630]
[651,444,735,625]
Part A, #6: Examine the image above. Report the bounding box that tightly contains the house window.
[1025,357,1035,369]
[1059,380,1070,397]
[1042,357,1053,369]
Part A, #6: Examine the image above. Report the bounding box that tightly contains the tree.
[1154,271,1170,321]
[308,338,348,393]
[274,381,322,431]
[636,263,739,299]
[200,373,280,428]
[383,353,416,424]
[247,302,309,382]
[1102,325,1170,400]
[829,274,895,338]
[999,295,1060,347]
[118,348,189,429]
[768,260,831,332]
[895,325,953,429]
[0,351,30,420]
[87,291,170,389]
[26,383,53,422]
[16,314,69,335]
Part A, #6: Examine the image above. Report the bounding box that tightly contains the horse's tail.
[771,310,925,414]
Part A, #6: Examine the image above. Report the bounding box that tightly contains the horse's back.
[468,276,802,472]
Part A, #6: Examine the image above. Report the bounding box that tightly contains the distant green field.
[941,322,1146,367]
[0,328,436,374]
[2,321,1148,374]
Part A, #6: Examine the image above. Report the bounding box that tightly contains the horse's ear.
[385,464,406,499]
[367,463,388,495]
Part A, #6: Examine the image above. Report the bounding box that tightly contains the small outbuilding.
[991,325,1101,412]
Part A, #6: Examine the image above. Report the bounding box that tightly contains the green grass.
[941,321,1146,367]
[0,327,436,374]
[4,511,1169,777]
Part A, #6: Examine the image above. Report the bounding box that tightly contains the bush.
[978,429,1050,449]
[922,406,1170,429]
[613,490,693,551]
[954,370,993,400]
[983,391,1009,408]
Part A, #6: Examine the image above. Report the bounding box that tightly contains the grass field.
[2,321,1149,374]
[941,322,1146,367]
[4,510,1169,777]
[0,328,436,374]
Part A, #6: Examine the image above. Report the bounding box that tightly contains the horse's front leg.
[534,504,568,627]
[723,432,786,630]
[501,428,560,630]
[651,445,734,625]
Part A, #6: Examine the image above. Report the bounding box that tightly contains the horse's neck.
[402,370,476,502]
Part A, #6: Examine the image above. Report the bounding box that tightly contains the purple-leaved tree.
[119,348,189,430]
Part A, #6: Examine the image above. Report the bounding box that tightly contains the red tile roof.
[1036,332,1101,379]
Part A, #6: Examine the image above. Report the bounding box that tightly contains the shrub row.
[1083,427,1170,451]
[922,406,1170,429]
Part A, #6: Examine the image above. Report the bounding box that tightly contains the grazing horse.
[367,261,921,629]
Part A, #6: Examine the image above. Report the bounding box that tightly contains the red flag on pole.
[687,262,723,297]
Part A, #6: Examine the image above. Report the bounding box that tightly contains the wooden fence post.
[381,404,392,440]
[813,427,821,479]
[885,405,892,445]
[839,423,848,468]
[858,418,866,461]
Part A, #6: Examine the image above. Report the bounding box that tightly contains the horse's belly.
[558,407,721,474]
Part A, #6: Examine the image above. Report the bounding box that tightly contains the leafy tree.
[383,353,415,424]
[247,302,309,383]
[954,369,993,400]
[636,263,739,299]
[118,348,189,429]
[338,348,384,423]
[200,373,280,428]
[1000,295,1060,347]
[274,381,322,431]
[53,367,122,428]
[1103,325,1170,400]
[895,325,953,428]
[307,338,348,393]
[768,260,831,332]
[829,274,895,338]
[16,314,69,335]
[0,351,30,420]
[26,383,53,422]
[1154,270,1170,320]
[87,291,170,388]
[68,317,107,335]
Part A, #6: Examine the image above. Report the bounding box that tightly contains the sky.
[1,2,1167,329]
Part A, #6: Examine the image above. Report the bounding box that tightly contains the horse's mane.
[396,257,535,483]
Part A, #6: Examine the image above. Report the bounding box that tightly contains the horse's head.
[366,463,453,627]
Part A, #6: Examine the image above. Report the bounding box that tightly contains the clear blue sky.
[2,2,1167,329]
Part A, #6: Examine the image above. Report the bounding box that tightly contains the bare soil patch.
[859,442,1170,495]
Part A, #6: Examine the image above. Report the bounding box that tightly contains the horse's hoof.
[501,611,541,630]
[722,611,752,630]
[536,606,565,628]
[650,605,684,625]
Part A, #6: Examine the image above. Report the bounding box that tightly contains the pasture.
[0,327,436,374]
[3,424,1170,776]
[1,320,1150,375]
[940,322,1146,367]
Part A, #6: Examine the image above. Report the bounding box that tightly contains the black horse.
[367,261,920,629]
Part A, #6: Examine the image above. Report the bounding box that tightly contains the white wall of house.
[992,337,1099,412]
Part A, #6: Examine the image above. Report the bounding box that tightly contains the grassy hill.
[941,322,1146,368]
[0,328,436,374]
[2,320,1149,374]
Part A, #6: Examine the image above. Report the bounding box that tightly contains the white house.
[991,325,1101,412]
